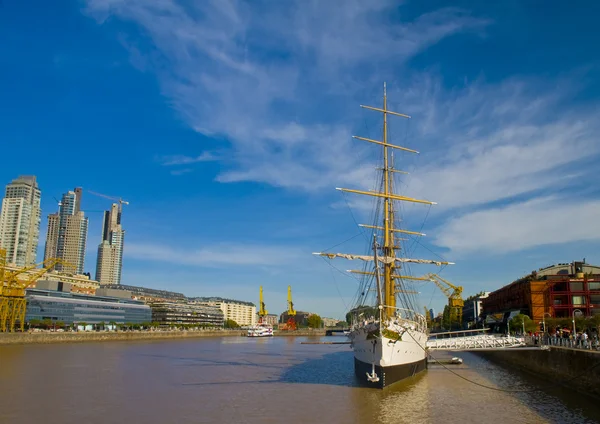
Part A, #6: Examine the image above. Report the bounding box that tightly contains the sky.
[1,0,599,320]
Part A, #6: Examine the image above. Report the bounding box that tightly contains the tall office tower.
[0,176,42,267]
[95,203,125,284]
[44,188,88,274]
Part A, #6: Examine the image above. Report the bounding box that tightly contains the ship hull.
[350,321,428,388]
[354,356,427,388]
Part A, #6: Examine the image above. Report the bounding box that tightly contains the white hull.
[247,326,273,337]
[349,317,428,388]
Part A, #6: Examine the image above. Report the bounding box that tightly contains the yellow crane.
[282,285,297,331]
[258,286,268,323]
[0,248,74,332]
[426,273,464,327]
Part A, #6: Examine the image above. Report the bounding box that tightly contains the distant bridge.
[426,328,525,351]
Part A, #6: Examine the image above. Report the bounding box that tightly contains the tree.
[307,314,323,328]
[509,314,538,333]
[224,319,239,329]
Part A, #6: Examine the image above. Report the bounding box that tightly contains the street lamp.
[572,308,583,336]
[542,312,552,334]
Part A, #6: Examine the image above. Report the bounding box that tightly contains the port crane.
[426,273,464,328]
[0,248,75,332]
[258,286,268,324]
[281,285,297,331]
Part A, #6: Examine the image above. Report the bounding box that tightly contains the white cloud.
[160,151,218,166]
[124,241,303,267]
[81,0,489,191]
[434,197,600,255]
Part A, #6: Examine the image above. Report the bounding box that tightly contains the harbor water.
[1,336,599,423]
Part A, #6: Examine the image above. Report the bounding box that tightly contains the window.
[590,295,600,305]
[572,296,586,305]
[588,282,600,291]
[570,282,584,291]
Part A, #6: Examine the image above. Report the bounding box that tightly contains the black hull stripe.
[354,356,427,389]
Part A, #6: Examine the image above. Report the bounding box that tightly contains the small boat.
[247,323,273,337]
[247,286,274,337]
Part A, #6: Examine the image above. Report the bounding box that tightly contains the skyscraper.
[95,203,125,284]
[0,176,42,267]
[44,188,89,274]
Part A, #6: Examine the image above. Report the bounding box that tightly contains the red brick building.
[482,261,600,330]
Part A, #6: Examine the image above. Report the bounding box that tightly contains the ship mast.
[313,83,453,321]
[382,82,394,316]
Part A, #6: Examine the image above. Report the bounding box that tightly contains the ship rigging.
[313,83,454,388]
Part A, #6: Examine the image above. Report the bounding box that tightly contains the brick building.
[482,260,600,331]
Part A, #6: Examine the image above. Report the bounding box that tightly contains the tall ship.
[314,84,453,388]
[247,286,273,337]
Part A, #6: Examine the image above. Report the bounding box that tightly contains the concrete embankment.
[476,347,600,399]
[0,329,326,345]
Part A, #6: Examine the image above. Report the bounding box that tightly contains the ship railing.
[348,305,427,332]
[384,305,427,331]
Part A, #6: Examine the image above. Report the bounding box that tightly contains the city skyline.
[1,2,600,319]
[44,187,89,274]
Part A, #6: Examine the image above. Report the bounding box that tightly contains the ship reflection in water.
[0,336,599,424]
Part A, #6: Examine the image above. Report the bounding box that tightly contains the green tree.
[28,319,41,328]
[307,314,323,328]
[509,314,538,333]
[224,319,239,329]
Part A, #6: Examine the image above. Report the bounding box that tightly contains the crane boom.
[287,285,296,316]
[426,273,464,328]
[88,190,130,214]
[258,286,268,317]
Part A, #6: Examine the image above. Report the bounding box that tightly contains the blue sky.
[1,0,599,320]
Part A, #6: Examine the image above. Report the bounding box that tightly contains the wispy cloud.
[169,168,193,176]
[81,0,489,191]
[159,151,218,166]
[434,196,600,255]
[125,241,303,267]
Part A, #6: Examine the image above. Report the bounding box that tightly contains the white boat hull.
[349,320,428,388]
[247,326,273,337]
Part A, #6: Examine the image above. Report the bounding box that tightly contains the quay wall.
[0,329,326,345]
[476,347,600,399]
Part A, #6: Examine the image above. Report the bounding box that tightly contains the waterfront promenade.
[0,328,326,345]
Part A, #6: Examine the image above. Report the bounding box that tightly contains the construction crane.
[0,248,75,332]
[426,273,464,328]
[88,190,130,214]
[258,286,268,323]
[281,285,297,331]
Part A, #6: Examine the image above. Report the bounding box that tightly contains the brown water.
[1,336,599,423]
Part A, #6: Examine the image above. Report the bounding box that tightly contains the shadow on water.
[181,350,362,387]
[278,350,359,387]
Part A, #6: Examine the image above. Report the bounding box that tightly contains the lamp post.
[542,312,552,334]
[572,308,582,337]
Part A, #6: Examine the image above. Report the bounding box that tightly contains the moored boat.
[314,83,454,388]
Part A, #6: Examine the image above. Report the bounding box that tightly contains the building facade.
[322,317,341,327]
[0,176,41,267]
[96,203,125,284]
[149,302,224,327]
[462,292,490,328]
[26,287,151,325]
[106,284,187,303]
[190,297,256,327]
[257,313,278,326]
[44,188,88,274]
[482,261,600,331]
